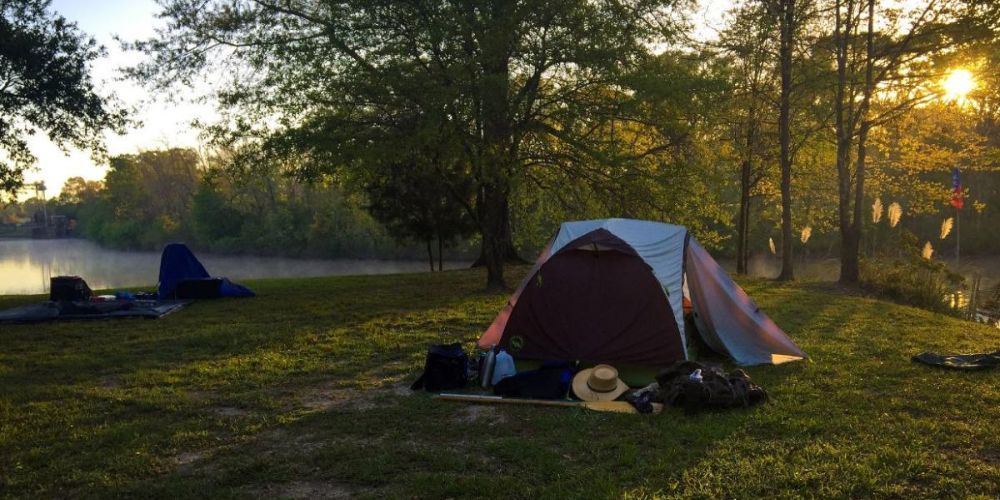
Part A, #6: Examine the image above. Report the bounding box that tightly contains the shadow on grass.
[0,270,518,495]
[0,269,812,498]
[107,383,762,499]
[0,270,502,383]
[10,270,1000,497]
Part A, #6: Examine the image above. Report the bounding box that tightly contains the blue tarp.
[218,278,255,298]
[157,243,255,299]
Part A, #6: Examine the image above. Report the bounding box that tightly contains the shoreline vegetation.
[2,268,1000,497]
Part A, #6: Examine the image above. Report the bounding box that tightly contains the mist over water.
[0,239,468,295]
[6,238,1000,297]
[719,254,842,282]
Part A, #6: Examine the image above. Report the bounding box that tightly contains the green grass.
[1,267,999,498]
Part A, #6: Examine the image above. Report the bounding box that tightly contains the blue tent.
[157,243,255,299]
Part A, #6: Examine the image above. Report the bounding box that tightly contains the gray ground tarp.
[0,300,190,323]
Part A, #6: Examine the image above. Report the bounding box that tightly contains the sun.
[942,68,976,103]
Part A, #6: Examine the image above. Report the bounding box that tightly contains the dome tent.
[478,219,806,368]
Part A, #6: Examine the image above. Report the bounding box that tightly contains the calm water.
[0,239,468,295]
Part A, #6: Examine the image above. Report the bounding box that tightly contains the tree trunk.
[480,182,510,290]
[476,0,515,290]
[834,0,855,284]
[736,166,749,275]
[776,0,795,281]
[736,104,757,275]
[841,0,874,285]
[438,234,443,271]
[426,238,434,272]
[470,195,526,268]
[470,240,525,267]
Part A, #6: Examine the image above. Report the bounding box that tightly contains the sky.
[21,0,213,200]
[23,0,729,200]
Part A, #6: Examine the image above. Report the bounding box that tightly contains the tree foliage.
[3,0,995,292]
[37,148,427,259]
[127,0,717,288]
[0,0,126,198]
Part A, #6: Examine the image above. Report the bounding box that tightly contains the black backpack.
[411,343,469,392]
[656,362,768,412]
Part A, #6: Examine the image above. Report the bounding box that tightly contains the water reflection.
[0,239,468,295]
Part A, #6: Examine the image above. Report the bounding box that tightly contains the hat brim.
[572,367,630,402]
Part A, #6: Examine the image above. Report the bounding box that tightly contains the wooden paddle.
[436,393,663,414]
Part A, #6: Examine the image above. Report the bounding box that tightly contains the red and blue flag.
[951,168,964,209]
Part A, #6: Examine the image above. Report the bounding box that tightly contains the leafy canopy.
[0,0,126,198]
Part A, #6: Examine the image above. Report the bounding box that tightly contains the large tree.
[826,0,992,283]
[719,3,779,275]
[0,0,126,198]
[767,0,798,281]
[129,0,693,289]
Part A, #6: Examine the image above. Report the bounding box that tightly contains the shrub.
[860,256,965,314]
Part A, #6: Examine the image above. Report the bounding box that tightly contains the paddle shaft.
[438,393,582,407]
[436,393,662,414]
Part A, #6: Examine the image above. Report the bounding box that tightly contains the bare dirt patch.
[455,403,507,425]
[172,450,214,474]
[249,480,360,499]
[171,446,230,475]
[186,390,214,402]
[97,376,122,389]
[256,428,345,455]
[300,387,373,411]
[388,383,411,397]
[211,406,249,417]
[297,381,410,412]
[978,447,1000,465]
[174,451,204,465]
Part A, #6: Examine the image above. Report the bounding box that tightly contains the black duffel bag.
[411,343,469,392]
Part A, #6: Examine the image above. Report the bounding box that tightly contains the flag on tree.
[950,167,964,209]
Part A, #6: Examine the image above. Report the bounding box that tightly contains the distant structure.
[27,181,70,239]
[34,182,47,225]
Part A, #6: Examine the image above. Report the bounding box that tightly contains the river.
[0,239,468,295]
[6,238,1000,299]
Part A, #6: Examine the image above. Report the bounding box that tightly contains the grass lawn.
[2,266,1000,498]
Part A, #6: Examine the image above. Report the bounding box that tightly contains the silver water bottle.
[481,345,497,388]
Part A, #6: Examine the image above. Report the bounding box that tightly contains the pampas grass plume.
[940,217,953,239]
[888,202,902,227]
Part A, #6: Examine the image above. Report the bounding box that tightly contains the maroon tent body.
[478,219,806,368]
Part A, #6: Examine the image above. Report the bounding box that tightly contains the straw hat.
[572,364,629,402]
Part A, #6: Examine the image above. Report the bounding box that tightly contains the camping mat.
[0,300,191,324]
[912,350,1000,370]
